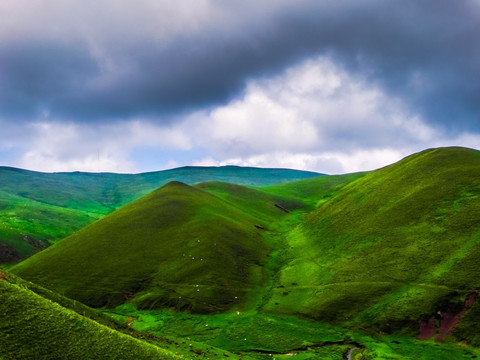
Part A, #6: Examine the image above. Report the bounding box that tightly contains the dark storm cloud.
[0,40,99,118]
[1,0,479,130]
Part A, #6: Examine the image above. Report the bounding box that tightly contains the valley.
[2,147,480,359]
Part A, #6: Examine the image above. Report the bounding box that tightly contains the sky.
[0,0,479,174]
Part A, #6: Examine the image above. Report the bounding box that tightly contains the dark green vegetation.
[0,165,320,262]
[0,270,177,360]
[5,146,480,359]
[0,269,252,359]
[13,181,273,311]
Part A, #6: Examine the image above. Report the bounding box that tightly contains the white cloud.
[9,119,193,173]
[192,149,406,174]
[16,122,133,173]
[183,55,448,172]
[1,54,479,174]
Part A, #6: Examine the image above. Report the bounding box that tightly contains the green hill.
[0,165,321,262]
[0,269,251,360]
[12,181,276,312]
[194,181,307,230]
[265,147,480,343]
[0,270,177,360]
[262,171,367,208]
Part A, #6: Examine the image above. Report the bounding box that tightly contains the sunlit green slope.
[194,181,307,229]
[12,181,273,312]
[263,171,366,208]
[0,165,321,262]
[0,270,177,360]
[265,147,480,342]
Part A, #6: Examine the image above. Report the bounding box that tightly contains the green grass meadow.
[3,147,480,358]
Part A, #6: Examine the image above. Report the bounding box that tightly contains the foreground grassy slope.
[266,147,480,341]
[0,270,177,360]
[0,165,321,262]
[6,267,477,360]
[117,305,480,360]
[13,181,274,312]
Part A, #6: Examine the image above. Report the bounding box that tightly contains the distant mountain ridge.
[0,165,322,262]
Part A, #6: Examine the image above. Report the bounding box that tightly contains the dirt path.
[347,347,359,360]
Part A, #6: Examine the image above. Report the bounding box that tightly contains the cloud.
[2,119,192,173]
[185,55,478,173]
[192,149,406,175]
[3,53,479,174]
[191,56,437,156]
[1,1,480,173]
[0,0,479,131]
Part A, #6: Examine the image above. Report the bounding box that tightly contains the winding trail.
[347,347,359,360]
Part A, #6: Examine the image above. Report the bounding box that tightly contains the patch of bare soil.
[418,291,478,342]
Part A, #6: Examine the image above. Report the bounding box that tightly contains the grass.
[102,303,480,359]
[265,147,480,343]
[262,171,366,208]
[0,190,102,262]
[0,269,257,359]
[0,270,178,360]
[194,181,307,230]
[13,181,276,311]
[0,165,321,262]
[7,146,480,358]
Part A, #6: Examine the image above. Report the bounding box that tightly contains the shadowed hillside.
[0,269,252,360]
[13,181,275,312]
[0,270,178,360]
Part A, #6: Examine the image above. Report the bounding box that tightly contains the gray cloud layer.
[1,0,479,131]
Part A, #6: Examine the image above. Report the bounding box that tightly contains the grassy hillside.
[0,269,252,359]
[0,165,321,262]
[262,171,366,208]
[195,181,307,230]
[3,268,479,360]
[0,270,178,360]
[8,146,480,357]
[12,181,277,312]
[265,147,480,342]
